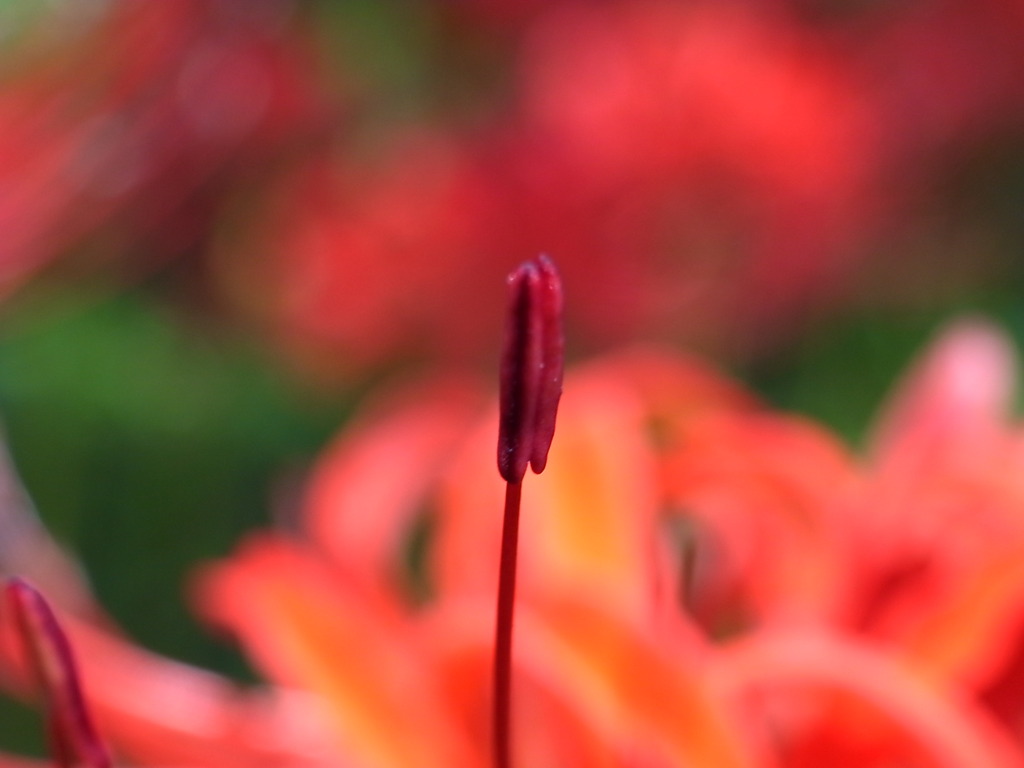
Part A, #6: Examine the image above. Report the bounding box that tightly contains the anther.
[497,255,564,483]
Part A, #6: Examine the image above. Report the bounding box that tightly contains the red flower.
[0,0,331,300]
[199,320,1024,766]
[7,320,1024,766]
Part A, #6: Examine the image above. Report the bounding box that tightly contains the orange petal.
[304,375,486,599]
[663,411,855,632]
[435,368,664,622]
[423,596,760,768]
[584,347,759,420]
[0,595,332,768]
[524,594,760,768]
[194,535,484,768]
[899,548,1024,690]
[720,629,1024,768]
[424,601,623,768]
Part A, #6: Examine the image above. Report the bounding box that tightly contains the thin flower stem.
[492,256,562,768]
[493,479,522,768]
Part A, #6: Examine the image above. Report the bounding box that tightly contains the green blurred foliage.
[0,285,346,676]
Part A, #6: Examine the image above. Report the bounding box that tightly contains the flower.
[8,319,1024,766]
[215,0,1024,376]
[197,318,1024,766]
[4,0,1024,378]
[0,0,331,301]
[216,1,882,372]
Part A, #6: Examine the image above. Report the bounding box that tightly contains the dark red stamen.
[497,255,564,483]
[5,577,111,768]
[493,255,564,768]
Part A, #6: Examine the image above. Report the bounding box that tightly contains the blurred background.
[1,0,1024,749]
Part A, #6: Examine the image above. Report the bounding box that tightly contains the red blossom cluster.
[4,319,1024,766]
[0,0,331,301]
[2,0,1024,371]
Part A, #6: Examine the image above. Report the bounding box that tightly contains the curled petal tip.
[497,255,564,483]
[4,578,111,768]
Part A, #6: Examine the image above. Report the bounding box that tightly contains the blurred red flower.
[4,0,1024,375]
[218,2,882,371]
[0,0,332,300]
[6,319,1024,765]
[195,319,1024,766]
[216,0,1024,374]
